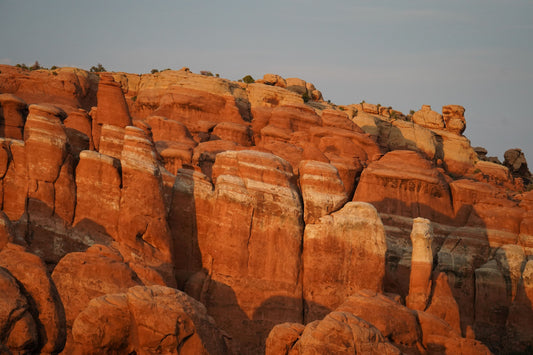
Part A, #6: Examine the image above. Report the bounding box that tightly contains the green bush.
[200,70,214,76]
[90,63,106,72]
[302,92,310,103]
[242,75,255,84]
[50,65,58,70]
[151,69,159,74]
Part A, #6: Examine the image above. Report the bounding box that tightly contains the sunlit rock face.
[0,64,531,354]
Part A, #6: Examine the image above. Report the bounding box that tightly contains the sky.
[1,0,532,162]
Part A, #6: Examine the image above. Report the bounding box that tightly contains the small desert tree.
[90,63,106,72]
[242,75,254,84]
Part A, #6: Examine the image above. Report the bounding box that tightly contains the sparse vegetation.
[200,70,214,76]
[339,106,345,111]
[16,63,29,70]
[90,63,106,72]
[52,71,58,76]
[360,100,366,104]
[390,111,398,119]
[30,61,42,70]
[302,92,310,103]
[215,73,220,78]
[242,75,255,84]
[409,110,415,115]
[151,69,159,74]
[50,65,58,70]
[131,96,137,102]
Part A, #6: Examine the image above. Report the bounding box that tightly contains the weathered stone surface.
[98,124,125,160]
[64,109,93,149]
[506,260,533,352]
[74,150,121,239]
[96,74,131,128]
[72,286,231,355]
[2,140,27,220]
[270,312,400,355]
[190,150,304,353]
[504,148,532,186]
[406,218,433,311]
[0,267,38,353]
[0,93,27,139]
[320,109,358,131]
[212,121,252,146]
[442,104,466,134]
[425,272,462,335]
[117,126,174,286]
[412,105,444,130]
[474,259,509,349]
[24,105,67,182]
[0,65,98,112]
[0,243,66,353]
[51,246,141,344]
[303,202,387,321]
[265,323,305,355]
[298,160,347,224]
[354,150,454,224]
[285,77,308,95]
[257,73,287,87]
[336,291,422,351]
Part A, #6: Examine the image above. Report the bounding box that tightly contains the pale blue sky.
[1,0,532,162]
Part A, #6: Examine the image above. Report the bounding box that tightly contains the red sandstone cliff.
[0,64,532,354]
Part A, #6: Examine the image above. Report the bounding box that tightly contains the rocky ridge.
[0,64,532,354]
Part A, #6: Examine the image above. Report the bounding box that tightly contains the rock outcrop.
[0,64,531,354]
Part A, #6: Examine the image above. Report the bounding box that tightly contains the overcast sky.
[1,0,532,162]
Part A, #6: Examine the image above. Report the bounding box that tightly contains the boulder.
[51,246,141,343]
[0,267,38,353]
[258,73,287,88]
[268,312,400,355]
[285,77,307,95]
[504,148,532,185]
[442,105,466,134]
[412,105,445,130]
[72,286,231,355]
[336,290,423,351]
[0,244,66,353]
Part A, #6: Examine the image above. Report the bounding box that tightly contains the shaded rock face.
[504,148,532,186]
[0,93,28,139]
[1,64,532,353]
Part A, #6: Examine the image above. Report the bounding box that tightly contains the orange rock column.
[406,217,433,311]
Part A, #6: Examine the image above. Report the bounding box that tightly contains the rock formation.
[0,64,531,354]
